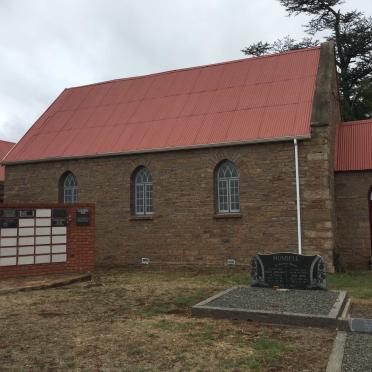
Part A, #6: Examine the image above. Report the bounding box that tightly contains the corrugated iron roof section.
[0,140,15,181]
[4,47,321,163]
[335,119,372,171]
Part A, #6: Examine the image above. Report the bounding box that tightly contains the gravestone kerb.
[349,318,372,334]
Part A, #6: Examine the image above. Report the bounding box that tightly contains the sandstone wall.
[4,128,336,270]
[335,172,372,269]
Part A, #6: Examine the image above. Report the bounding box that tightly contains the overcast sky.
[0,0,371,143]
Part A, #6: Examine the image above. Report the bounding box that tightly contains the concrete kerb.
[329,291,348,318]
[0,273,92,295]
[326,331,347,372]
[192,286,348,329]
[337,298,352,331]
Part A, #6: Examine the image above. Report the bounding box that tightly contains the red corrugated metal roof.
[335,119,372,171]
[0,140,15,181]
[4,47,321,164]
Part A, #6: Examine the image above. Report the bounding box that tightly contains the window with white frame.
[62,173,78,203]
[134,167,153,215]
[216,161,240,213]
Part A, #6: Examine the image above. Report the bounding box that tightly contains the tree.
[242,0,372,121]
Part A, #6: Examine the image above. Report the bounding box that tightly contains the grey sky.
[0,0,371,143]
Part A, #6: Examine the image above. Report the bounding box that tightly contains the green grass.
[197,324,218,343]
[219,336,287,370]
[253,337,284,361]
[152,319,286,370]
[174,289,209,306]
[328,271,372,299]
[141,299,178,316]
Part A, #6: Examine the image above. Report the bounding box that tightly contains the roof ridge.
[66,46,321,90]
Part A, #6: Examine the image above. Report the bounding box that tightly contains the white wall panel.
[0,209,69,267]
[35,236,50,245]
[36,218,51,227]
[1,238,17,247]
[19,219,35,227]
[36,227,51,236]
[0,257,17,266]
[1,228,17,237]
[52,245,66,254]
[35,255,51,264]
[52,235,66,244]
[36,209,52,218]
[19,228,35,236]
[35,246,51,254]
[0,247,17,257]
[19,237,35,246]
[52,227,67,235]
[52,254,67,262]
[18,256,34,265]
[19,247,35,255]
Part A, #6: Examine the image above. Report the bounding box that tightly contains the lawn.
[0,269,337,371]
[328,271,372,318]
[328,271,372,300]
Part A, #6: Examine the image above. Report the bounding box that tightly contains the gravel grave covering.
[342,333,372,372]
[207,287,340,316]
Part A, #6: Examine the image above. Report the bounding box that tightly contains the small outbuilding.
[334,119,372,269]
[2,41,371,271]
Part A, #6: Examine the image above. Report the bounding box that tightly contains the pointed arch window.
[216,161,240,213]
[60,172,78,203]
[134,167,153,215]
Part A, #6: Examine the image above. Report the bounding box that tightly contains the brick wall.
[0,203,95,279]
[4,130,336,271]
[335,172,372,269]
[0,182,3,203]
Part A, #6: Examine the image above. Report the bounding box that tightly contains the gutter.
[294,138,302,254]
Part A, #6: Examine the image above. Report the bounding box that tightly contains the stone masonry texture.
[335,172,372,269]
[4,129,336,271]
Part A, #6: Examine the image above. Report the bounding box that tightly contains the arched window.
[59,172,78,203]
[216,160,240,213]
[134,167,153,215]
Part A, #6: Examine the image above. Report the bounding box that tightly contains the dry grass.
[0,269,335,371]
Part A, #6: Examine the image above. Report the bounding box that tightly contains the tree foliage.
[242,0,372,121]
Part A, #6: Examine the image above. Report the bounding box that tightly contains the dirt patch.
[0,273,91,293]
[350,299,372,318]
[0,269,335,371]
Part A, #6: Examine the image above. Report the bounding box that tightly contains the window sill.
[129,215,154,221]
[214,213,242,219]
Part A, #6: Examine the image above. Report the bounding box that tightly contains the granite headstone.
[251,252,326,290]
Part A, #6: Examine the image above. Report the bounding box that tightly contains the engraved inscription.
[251,252,326,290]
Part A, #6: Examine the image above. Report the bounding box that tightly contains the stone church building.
[2,42,372,271]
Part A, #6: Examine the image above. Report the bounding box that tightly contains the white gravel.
[342,333,372,372]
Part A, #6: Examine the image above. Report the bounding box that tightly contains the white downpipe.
[294,139,302,255]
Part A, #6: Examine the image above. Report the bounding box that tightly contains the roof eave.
[2,134,311,166]
[334,168,372,172]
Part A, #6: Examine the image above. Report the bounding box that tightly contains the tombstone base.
[192,286,348,329]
